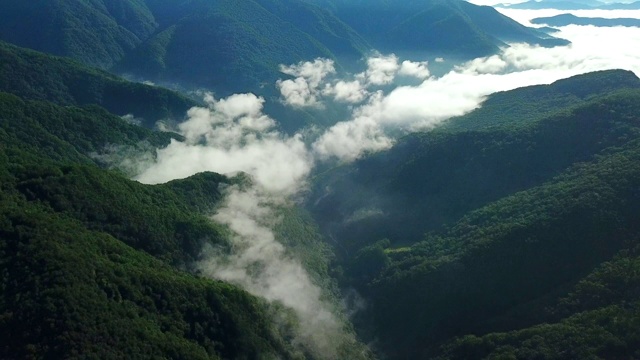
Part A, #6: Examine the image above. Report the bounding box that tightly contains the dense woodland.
[0,85,369,358]
[1,0,640,359]
[0,97,296,358]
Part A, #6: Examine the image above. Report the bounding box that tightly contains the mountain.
[444,69,640,131]
[497,0,596,9]
[0,91,298,358]
[370,132,640,358]
[0,0,158,69]
[307,70,640,358]
[0,0,567,95]
[0,0,370,95]
[115,0,369,94]
[532,13,640,27]
[599,0,640,9]
[0,41,197,128]
[307,0,568,59]
[310,70,640,252]
[0,87,369,358]
[3,1,640,358]
[436,251,640,358]
[0,195,298,359]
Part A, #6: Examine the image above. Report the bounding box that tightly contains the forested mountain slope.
[371,135,640,358]
[310,70,640,252]
[306,0,567,59]
[308,70,640,358]
[0,186,296,359]
[0,0,157,69]
[0,89,368,358]
[0,92,297,358]
[0,41,198,127]
[0,0,368,94]
[443,69,640,131]
[0,0,565,93]
[118,0,371,94]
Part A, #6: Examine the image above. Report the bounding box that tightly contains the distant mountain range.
[497,0,640,10]
[306,0,567,58]
[0,0,567,94]
[532,13,640,27]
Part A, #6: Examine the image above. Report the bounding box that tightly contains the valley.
[1,0,640,359]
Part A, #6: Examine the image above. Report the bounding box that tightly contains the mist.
[198,187,345,357]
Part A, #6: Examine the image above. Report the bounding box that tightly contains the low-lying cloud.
[198,187,344,358]
[135,93,311,194]
[276,58,336,107]
[304,15,640,161]
[277,54,434,107]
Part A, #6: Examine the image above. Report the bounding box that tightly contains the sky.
[128,7,640,357]
[498,8,640,22]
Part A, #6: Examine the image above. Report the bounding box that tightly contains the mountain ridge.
[0,0,567,93]
[0,40,198,128]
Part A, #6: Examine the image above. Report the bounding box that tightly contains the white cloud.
[278,54,431,107]
[398,60,431,79]
[199,186,345,358]
[276,58,336,107]
[313,94,394,162]
[358,54,401,85]
[280,58,336,84]
[135,93,311,194]
[310,16,640,161]
[458,55,509,74]
[322,79,368,103]
[277,77,318,107]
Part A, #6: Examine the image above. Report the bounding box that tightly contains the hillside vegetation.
[0,0,565,94]
[310,70,640,250]
[0,88,369,358]
[308,70,640,358]
[306,0,567,59]
[1,1,638,358]
[0,92,300,358]
[0,41,197,127]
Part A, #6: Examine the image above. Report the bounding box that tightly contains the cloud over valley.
[125,8,640,357]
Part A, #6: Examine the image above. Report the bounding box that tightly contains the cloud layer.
[277,55,433,108]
